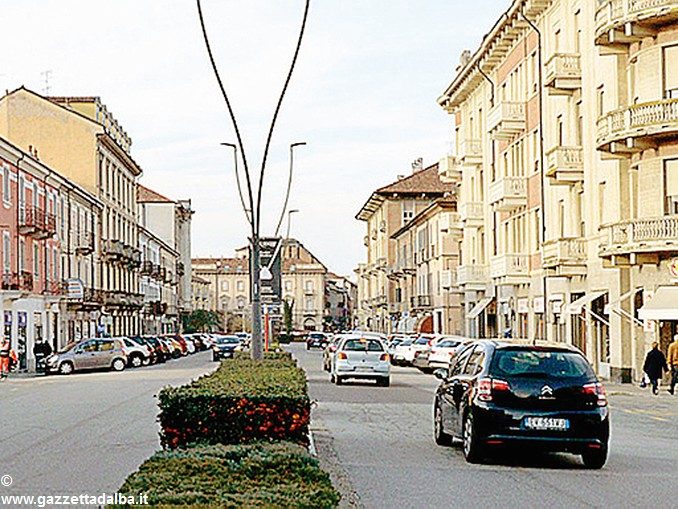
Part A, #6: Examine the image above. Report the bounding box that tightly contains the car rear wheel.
[434,401,452,446]
[462,413,484,463]
[59,361,74,375]
[377,377,390,387]
[335,376,343,385]
[581,447,607,469]
[111,358,126,372]
[306,343,310,350]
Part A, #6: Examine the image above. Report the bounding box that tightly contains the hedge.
[158,354,310,449]
[111,442,340,508]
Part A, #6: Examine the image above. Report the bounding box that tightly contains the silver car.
[330,335,390,387]
[45,338,127,375]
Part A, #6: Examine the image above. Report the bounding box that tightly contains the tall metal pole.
[274,143,306,237]
[250,234,263,359]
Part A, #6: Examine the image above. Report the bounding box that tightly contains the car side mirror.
[433,368,447,380]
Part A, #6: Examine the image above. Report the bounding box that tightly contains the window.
[597,86,604,116]
[2,232,10,274]
[237,280,244,292]
[557,115,564,145]
[221,281,229,292]
[305,296,314,311]
[598,182,607,224]
[2,165,9,203]
[558,200,565,238]
[449,345,474,377]
[664,159,678,215]
[575,101,583,146]
[33,244,39,277]
[663,45,678,99]
[464,347,485,376]
[285,280,292,291]
[305,280,314,292]
[19,239,25,272]
[402,201,414,224]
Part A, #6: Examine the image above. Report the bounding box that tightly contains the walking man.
[668,334,678,395]
[0,337,10,380]
[643,342,668,395]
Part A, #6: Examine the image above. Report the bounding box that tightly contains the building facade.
[355,162,455,333]
[437,0,678,381]
[0,88,143,336]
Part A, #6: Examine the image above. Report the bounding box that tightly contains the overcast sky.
[1,0,508,277]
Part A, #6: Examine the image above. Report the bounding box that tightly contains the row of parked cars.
[315,331,610,468]
[43,332,250,375]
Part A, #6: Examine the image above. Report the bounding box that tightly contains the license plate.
[523,417,569,431]
[355,366,373,372]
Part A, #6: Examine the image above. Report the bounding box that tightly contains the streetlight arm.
[255,0,310,235]
[222,143,252,225]
[274,142,306,237]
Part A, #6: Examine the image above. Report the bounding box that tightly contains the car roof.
[469,339,580,352]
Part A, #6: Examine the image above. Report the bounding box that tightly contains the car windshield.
[400,339,413,346]
[415,336,430,345]
[436,340,460,348]
[342,339,384,352]
[217,336,240,344]
[490,348,594,379]
[309,334,325,340]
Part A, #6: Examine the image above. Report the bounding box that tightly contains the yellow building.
[0,88,143,336]
[355,161,454,333]
[437,0,678,381]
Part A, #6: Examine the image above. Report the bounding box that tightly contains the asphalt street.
[0,352,215,499]
[290,344,678,509]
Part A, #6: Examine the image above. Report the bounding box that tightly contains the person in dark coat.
[643,342,668,395]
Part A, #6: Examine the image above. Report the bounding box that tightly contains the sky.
[0,0,508,278]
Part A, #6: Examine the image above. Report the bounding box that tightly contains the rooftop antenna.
[41,70,52,95]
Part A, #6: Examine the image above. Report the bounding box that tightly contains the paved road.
[291,344,678,509]
[0,352,215,498]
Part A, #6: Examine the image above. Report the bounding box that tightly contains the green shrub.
[112,442,340,508]
[158,356,310,449]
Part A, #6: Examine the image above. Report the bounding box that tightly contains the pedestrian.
[0,337,10,380]
[668,334,678,395]
[642,342,668,395]
[33,339,52,373]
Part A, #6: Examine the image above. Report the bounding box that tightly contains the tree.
[182,309,223,333]
[283,299,294,334]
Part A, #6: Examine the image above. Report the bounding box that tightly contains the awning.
[566,291,606,315]
[639,287,678,321]
[467,297,493,319]
[604,288,640,315]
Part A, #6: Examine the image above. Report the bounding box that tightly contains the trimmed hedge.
[112,442,340,508]
[158,354,310,449]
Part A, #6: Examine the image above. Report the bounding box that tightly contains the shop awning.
[639,287,678,321]
[467,297,493,319]
[566,291,606,315]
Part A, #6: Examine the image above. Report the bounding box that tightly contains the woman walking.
[0,337,10,380]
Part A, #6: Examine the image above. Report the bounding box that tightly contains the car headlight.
[46,355,58,365]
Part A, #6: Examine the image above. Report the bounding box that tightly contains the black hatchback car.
[433,340,609,469]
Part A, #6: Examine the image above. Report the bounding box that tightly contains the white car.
[330,335,391,387]
[392,337,415,365]
[428,337,471,370]
[119,336,152,367]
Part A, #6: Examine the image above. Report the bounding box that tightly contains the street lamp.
[221,143,252,224]
[286,209,299,241]
[214,259,222,312]
[274,142,306,238]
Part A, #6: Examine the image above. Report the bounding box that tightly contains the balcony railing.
[103,240,125,260]
[487,101,525,140]
[544,53,581,94]
[490,254,530,281]
[456,265,488,289]
[546,146,584,185]
[19,206,56,240]
[102,290,144,308]
[599,216,678,258]
[410,295,432,309]
[595,0,678,45]
[459,139,483,165]
[438,155,462,183]
[1,271,33,292]
[543,238,587,276]
[75,231,94,255]
[597,99,678,152]
[140,260,154,275]
[459,202,484,227]
[488,176,527,211]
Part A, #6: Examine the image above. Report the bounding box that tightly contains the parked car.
[162,336,183,358]
[167,335,188,356]
[142,336,167,363]
[307,332,329,350]
[120,336,151,368]
[212,335,242,361]
[392,337,415,366]
[433,340,609,468]
[428,337,472,370]
[234,332,251,348]
[322,335,345,372]
[45,338,127,375]
[330,335,391,387]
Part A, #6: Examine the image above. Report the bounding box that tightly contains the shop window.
[664,159,678,215]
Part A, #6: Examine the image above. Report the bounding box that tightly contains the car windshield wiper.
[510,371,552,378]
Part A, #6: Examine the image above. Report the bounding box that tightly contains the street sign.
[258,237,282,306]
[65,278,84,299]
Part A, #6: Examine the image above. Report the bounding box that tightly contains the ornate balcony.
[543,238,587,277]
[103,239,124,260]
[490,254,530,284]
[438,155,462,184]
[1,271,33,292]
[597,99,678,154]
[544,53,581,94]
[459,202,484,228]
[75,231,94,255]
[140,260,154,275]
[488,101,525,140]
[599,215,678,265]
[456,264,488,291]
[410,294,432,310]
[458,139,483,165]
[546,146,584,185]
[489,176,527,211]
[19,206,56,240]
[595,0,678,49]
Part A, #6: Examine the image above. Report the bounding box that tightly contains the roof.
[192,257,249,271]
[356,163,452,221]
[390,199,457,239]
[47,96,99,103]
[138,184,175,203]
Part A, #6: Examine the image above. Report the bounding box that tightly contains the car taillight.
[427,340,433,346]
[330,345,337,352]
[337,352,347,360]
[477,378,510,402]
[582,382,607,407]
[380,353,389,361]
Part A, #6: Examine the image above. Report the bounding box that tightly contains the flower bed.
[111,442,340,508]
[158,355,310,449]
